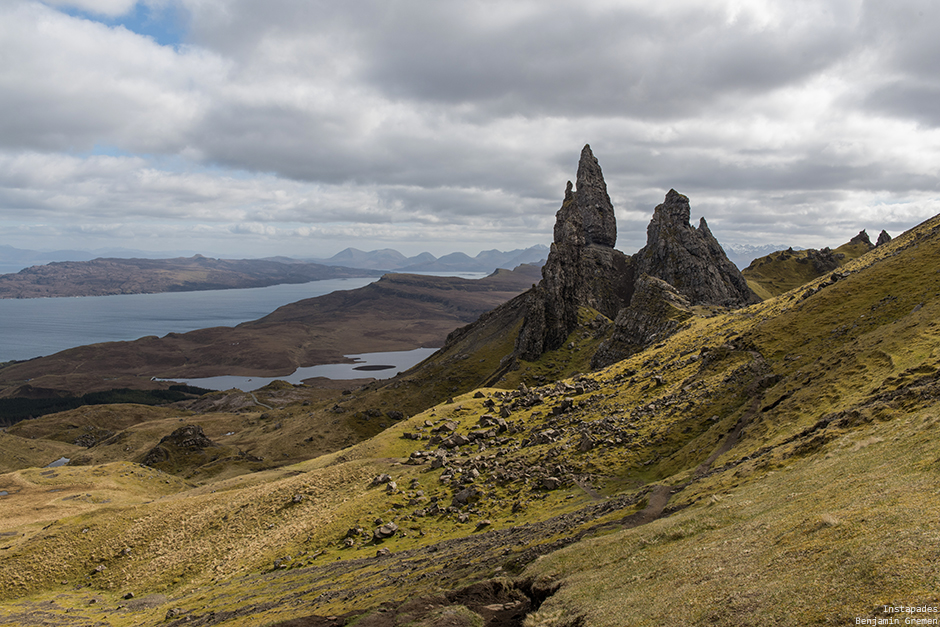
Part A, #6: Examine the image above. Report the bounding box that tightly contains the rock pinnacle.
[574,144,617,248]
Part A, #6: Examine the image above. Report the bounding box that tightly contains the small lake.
[163,347,439,391]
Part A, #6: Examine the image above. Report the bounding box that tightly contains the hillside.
[742,229,891,299]
[1,149,938,626]
[0,255,383,299]
[0,213,936,626]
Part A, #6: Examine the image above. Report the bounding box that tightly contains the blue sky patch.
[55,2,188,47]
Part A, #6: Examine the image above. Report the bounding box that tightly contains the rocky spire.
[876,230,892,247]
[573,144,617,248]
[634,190,759,307]
[515,146,632,360]
[552,145,617,248]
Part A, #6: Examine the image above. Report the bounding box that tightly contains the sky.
[1,0,939,259]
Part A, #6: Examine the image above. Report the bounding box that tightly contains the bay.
[0,277,380,362]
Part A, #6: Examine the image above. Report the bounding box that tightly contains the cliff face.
[516,147,756,366]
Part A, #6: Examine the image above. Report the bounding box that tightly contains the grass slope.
[0,218,938,626]
[742,234,875,299]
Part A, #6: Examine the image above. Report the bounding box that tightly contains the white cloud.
[0,1,226,153]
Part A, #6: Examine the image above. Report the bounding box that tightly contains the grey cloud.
[0,2,219,153]
[850,0,940,125]
[355,3,858,119]
[182,0,859,120]
[192,99,564,203]
[862,82,940,128]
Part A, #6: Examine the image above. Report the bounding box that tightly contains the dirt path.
[694,392,762,479]
[573,476,603,500]
[249,392,274,410]
[613,483,674,529]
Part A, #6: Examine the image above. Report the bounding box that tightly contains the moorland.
[0,146,936,627]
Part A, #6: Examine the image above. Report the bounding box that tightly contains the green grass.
[1,214,939,626]
[523,407,940,626]
[742,235,876,299]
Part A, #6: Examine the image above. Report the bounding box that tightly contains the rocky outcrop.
[803,248,841,274]
[754,246,841,275]
[850,230,873,248]
[515,145,633,360]
[515,151,755,366]
[592,275,693,369]
[742,227,889,300]
[876,230,892,247]
[142,424,216,467]
[634,190,760,308]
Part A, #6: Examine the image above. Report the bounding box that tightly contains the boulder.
[540,477,562,490]
[578,433,595,453]
[373,522,399,541]
[370,474,393,486]
[453,487,480,506]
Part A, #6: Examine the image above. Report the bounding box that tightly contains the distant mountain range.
[0,256,383,299]
[0,244,549,275]
[0,244,550,299]
[305,245,549,273]
[1,241,786,273]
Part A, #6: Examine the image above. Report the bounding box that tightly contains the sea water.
[0,277,380,362]
[0,271,489,364]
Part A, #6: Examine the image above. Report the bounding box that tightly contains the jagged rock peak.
[573,144,617,248]
[552,181,585,248]
[552,145,616,248]
[657,189,691,223]
[850,230,873,247]
[636,190,759,308]
[876,230,892,247]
